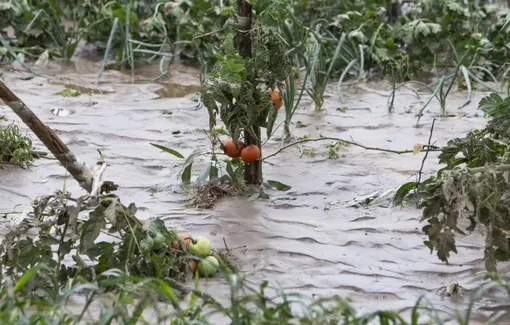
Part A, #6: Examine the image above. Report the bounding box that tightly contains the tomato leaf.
[80,209,106,254]
[148,218,171,238]
[267,180,291,191]
[392,181,418,206]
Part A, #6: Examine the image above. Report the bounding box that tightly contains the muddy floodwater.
[1,59,509,323]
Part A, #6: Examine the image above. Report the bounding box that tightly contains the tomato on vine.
[241,145,260,164]
[268,90,283,109]
[223,139,246,158]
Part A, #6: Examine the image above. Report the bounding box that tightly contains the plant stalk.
[238,0,262,185]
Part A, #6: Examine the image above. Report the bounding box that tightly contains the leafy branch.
[394,93,510,273]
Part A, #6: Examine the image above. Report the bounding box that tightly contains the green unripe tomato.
[198,256,219,277]
[140,237,154,252]
[188,237,211,256]
[152,233,166,250]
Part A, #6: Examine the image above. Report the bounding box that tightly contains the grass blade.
[150,143,184,158]
[337,59,358,103]
[14,265,40,293]
[96,17,120,85]
[416,77,444,126]
[458,66,472,109]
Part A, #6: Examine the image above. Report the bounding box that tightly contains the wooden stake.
[238,0,262,185]
[0,81,95,192]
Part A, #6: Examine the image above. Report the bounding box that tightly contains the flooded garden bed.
[1,0,510,324]
[1,60,509,323]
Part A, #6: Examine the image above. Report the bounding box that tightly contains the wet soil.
[1,59,509,323]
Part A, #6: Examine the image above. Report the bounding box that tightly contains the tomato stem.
[238,0,262,185]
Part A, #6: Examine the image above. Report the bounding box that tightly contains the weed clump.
[0,121,43,168]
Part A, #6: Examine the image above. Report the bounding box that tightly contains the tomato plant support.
[238,0,262,185]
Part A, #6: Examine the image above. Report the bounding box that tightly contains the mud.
[1,59,509,324]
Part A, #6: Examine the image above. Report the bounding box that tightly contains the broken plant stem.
[0,81,95,192]
[192,29,224,40]
[263,136,441,161]
[89,162,107,199]
[416,118,436,189]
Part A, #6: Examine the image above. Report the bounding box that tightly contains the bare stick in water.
[263,136,441,161]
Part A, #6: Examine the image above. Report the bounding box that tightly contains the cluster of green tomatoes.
[140,231,220,278]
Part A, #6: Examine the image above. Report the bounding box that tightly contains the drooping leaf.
[150,143,184,159]
[80,210,106,254]
[266,104,278,138]
[392,181,418,206]
[436,231,457,263]
[267,180,291,191]
[96,242,115,273]
[103,199,119,226]
[147,218,171,237]
[181,163,192,185]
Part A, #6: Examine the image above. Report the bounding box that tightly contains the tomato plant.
[200,0,292,183]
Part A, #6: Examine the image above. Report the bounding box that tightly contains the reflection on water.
[155,83,201,99]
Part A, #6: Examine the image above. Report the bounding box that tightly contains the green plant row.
[1,0,508,85]
[0,263,508,325]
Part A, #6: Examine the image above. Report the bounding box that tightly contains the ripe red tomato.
[267,90,283,109]
[223,139,245,158]
[241,144,260,163]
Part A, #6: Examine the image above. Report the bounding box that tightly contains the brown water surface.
[1,59,509,324]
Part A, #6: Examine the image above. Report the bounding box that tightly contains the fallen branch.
[262,136,441,161]
[0,81,94,192]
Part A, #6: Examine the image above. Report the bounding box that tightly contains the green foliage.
[1,0,509,87]
[0,186,211,298]
[0,122,43,168]
[394,93,510,273]
[478,93,510,119]
[201,1,292,146]
[54,88,81,97]
[0,263,508,324]
[1,0,227,67]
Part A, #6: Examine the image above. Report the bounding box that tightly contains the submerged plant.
[0,122,42,168]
